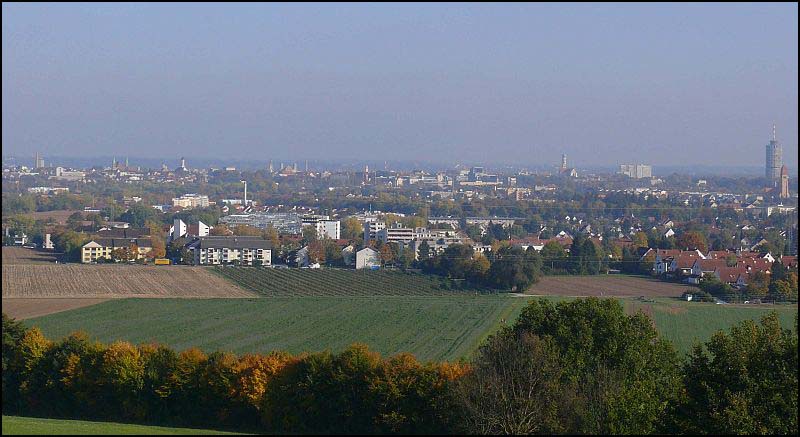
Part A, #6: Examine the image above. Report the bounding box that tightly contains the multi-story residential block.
[172,193,209,209]
[81,238,153,263]
[187,236,271,266]
[301,215,341,239]
[363,221,386,243]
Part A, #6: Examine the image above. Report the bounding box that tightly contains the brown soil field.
[2,298,110,319]
[526,275,690,297]
[2,247,63,264]
[2,264,258,298]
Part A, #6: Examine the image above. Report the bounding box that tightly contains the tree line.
[3,298,796,434]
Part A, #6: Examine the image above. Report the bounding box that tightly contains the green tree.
[453,332,571,434]
[667,313,798,435]
[511,298,681,434]
[745,271,770,299]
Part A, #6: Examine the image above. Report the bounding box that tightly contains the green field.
[624,299,799,354]
[1,416,245,435]
[211,267,494,296]
[24,296,798,361]
[27,296,529,362]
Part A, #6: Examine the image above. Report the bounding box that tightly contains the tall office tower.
[780,165,789,199]
[765,124,782,185]
[268,160,274,173]
[34,152,45,169]
[561,154,567,170]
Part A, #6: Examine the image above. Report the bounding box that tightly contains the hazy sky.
[3,3,798,168]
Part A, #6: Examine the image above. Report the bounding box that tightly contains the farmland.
[624,298,799,354]
[526,275,690,297]
[2,247,62,264]
[212,266,493,296]
[1,416,246,435]
[24,295,798,359]
[27,296,529,362]
[2,264,256,298]
[2,298,111,319]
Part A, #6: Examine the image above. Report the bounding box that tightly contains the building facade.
[172,194,209,209]
[81,238,153,263]
[187,236,271,266]
[619,164,652,179]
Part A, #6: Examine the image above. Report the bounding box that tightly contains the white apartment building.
[363,221,386,243]
[187,236,271,266]
[172,193,210,209]
[301,215,341,239]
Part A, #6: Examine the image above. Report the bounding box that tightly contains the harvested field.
[2,247,63,264]
[526,275,690,297]
[2,264,257,298]
[2,298,110,319]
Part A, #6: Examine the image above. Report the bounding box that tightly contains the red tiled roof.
[694,258,728,272]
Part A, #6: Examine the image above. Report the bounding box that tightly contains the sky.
[2,2,798,169]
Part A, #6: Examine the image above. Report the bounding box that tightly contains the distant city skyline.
[3,3,798,167]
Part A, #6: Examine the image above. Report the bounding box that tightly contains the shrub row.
[1,319,467,434]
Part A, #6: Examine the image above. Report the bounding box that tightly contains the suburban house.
[186,236,270,266]
[81,238,153,263]
[356,247,380,269]
[668,252,705,278]
[688,258,729,284]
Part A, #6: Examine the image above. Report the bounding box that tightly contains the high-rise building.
[34,152,45,169]
[561,154,567,171]
[619,164,652,179]
[780,165,789,199]
[765,124,782,185]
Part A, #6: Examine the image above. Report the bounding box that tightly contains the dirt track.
[526,275,690,297]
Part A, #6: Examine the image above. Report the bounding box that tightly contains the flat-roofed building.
[172,193,209,209]
[187,236,271,266]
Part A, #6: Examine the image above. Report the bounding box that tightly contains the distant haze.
[2,3,798,168]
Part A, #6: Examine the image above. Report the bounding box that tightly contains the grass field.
[1,416,245,435]
[212,266,494,296]
[25,295,798,359]
[624,298,799,354]
[27,296,530,362]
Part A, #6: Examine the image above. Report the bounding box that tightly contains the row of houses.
[645,248,797,288]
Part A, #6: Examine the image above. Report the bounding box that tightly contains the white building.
[172,194,210,209]
[619,164,652,179]
[356,247,380,269]
[363,221,386,243]
[301,215,341,239]
[187,236,271,266]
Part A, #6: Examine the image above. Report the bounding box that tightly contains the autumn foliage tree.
[676,231,708,253]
